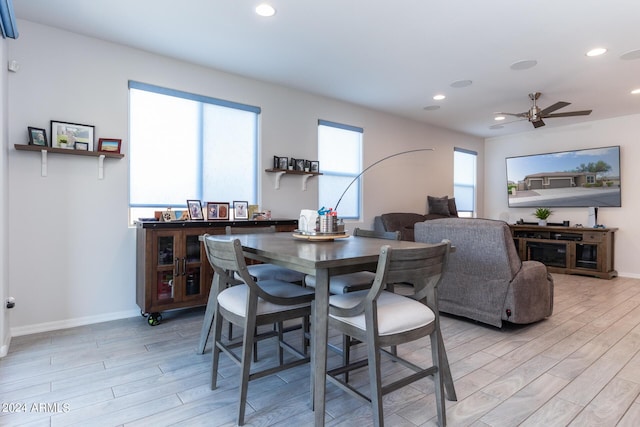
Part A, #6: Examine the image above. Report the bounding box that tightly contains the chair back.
[353,227,401,241]
[203,234,310,306]
[331,240,451,318]
[226,225,276,235]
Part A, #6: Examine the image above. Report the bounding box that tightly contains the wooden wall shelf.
[14,144,124,178]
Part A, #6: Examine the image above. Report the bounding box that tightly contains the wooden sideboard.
[135,219,298,324]
[509,224,617,279]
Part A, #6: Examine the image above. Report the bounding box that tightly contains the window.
[129,81,259,221]
[454,148,477,217]
[317,120,363,219]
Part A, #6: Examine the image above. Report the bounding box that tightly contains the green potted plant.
[533,207,552,226]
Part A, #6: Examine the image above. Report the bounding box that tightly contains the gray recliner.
[414,218,553,327]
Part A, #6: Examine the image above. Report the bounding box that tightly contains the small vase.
[538,220,547,226]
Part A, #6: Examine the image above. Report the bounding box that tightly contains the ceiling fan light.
[494,116,506,121]
[586,47,607,57]
[433,94,446,101]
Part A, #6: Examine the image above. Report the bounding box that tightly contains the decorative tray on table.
[292,229,349,241]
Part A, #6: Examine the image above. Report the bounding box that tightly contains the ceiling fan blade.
[532,119,546,128]
[489,118,526,129]
[544,110,592,118]
[539,101,570,116]
[497,112,528,118]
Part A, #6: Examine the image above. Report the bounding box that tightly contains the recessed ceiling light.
[433,94,446,101]
[621,49,640,60]
[255,4,276,17]
[494,116,506,121]
[586,47,607,57]
[450,80,472,88]
[423,105,440,111]
[510,60,537,70]
[631,88,640,95]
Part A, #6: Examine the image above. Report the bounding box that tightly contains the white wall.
[5,20,483,335]
[484,114,640,277]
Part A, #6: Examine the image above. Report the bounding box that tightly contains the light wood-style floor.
[2,273,640,426]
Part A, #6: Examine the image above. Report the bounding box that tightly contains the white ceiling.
[13,0,640,138]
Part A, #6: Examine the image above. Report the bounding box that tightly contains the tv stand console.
[509,224,617,279]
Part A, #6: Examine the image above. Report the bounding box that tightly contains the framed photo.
[206,202,230,220]
[295,158,305,171]
[289,158,296,170]
[50,120,95,150]
[304,160,311,172]
[187,200,204,220]
[75,142,89,150]
[98,138,122,153]
[277,156,288,170]
[310,161,320,173]
[234,201,249,220]
[27,127,47,146]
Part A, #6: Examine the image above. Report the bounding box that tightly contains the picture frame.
[206,202,230,220]
[295,158,305,171]
[277,156,288,170]
[187,200,204,220]
[50,120,95,150]
[233,201,249,220]
[304,160,311,172]
[98,138,122,153]
[310,161,320,173]
[27,127,47,146]
[75,142,89,151]
[289,158,296,170]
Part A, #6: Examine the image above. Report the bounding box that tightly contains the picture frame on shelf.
[295,158,305,171]
[98,138,122,154]
[233,201,249,220]
[50,120,95,150]
[75,142,89,151]
[187,200,204,220]
[288,158,296,170]
[206,202,229,220]
[304,160,311,172]
[27,127,47,146]
[278,156,288,170]
[310,161,320,173]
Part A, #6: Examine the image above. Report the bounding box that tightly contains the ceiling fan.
[496,92,592,128]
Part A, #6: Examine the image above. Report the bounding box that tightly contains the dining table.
[197,231,457,426]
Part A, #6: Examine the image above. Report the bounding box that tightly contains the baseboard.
[9,309,141,337]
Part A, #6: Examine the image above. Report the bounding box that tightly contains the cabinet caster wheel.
[147,312,162,326]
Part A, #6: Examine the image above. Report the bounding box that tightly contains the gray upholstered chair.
[204,236,314,426]
[304,227,400,294]
[414,218,554,327]
[326,240,454,427]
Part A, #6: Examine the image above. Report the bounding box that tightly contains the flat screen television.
[506,146,621,208]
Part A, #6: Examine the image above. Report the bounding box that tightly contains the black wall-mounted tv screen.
[506,146,621,208]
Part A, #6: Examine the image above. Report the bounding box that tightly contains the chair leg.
[430,332,446,427]
[238,311,258,426]
[211,308,225,389]
[277,321,285,365]
[366,339,384,427]
[343,334,351,383]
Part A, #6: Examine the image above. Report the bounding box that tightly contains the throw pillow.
[428,195,451,217]
[448,197,459,217]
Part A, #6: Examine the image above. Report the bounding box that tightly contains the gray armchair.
[414,218,553,327]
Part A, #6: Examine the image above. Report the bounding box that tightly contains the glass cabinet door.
[155,234,176,303]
